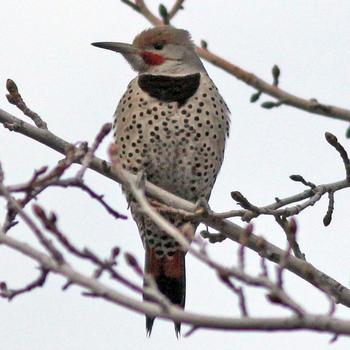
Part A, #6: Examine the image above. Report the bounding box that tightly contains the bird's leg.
[136,170,147,190]
[125,171,146,209]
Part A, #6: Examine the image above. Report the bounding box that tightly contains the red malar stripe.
[140,51,166,65]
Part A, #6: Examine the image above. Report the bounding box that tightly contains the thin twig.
[323,191,335,227]
[53,179,127,220]
[76,123,112,179]
[168,0,185,20]
[32,204,141,294]
[219,273,249,317]
[290,174,316,189]
[120,0,140,12]
[0,267,49,300]
[215,181,347,221]
[135,0,161,24]
[231,191,260,212]
[275,217,305,260]
[0,173,64,262]
[6,79,48,129]
[325,132,350,180]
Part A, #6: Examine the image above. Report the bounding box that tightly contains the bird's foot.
[194,197,212,217]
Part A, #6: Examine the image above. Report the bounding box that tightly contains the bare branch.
[1,108,350,308]
[76,122,112,179]
[325,132,350,180]
[134,0,162,25]
[219,274,249,317]
[275,217,305,260]
[32,204,140,294]
[216,180,349,221]
[6,79,48,129]
[231,191,260,213]
[290,174,316,189]
[121,2,350,123]
[49,179,127,220]
[323,191,335,227]
[0,176,64,262]
[168,0,185,20]
[3,123,126,225]
[2,227,350,336]
[197,49,350,122]
[2,147,77,232]
[0,267,49,301]
[120,0,140,12]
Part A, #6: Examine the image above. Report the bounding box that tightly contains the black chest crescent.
[138,73,201,106]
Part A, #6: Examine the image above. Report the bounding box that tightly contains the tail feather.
[146,317,155,337]
[144,246,186,336]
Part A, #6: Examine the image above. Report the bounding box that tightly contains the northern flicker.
[92,26,230,336]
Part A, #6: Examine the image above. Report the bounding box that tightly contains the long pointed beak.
[91,42,139,55]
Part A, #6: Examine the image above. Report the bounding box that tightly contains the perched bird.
[92,26,230,336]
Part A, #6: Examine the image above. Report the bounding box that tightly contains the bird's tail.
[144,245,186,337]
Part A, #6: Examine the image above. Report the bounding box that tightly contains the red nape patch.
[140,51,166,65]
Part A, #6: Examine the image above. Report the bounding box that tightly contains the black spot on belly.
[138,73,200,106]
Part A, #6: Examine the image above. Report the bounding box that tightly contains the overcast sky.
[1,1,350,349]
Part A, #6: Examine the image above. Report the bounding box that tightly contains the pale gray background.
[1,1,350,349]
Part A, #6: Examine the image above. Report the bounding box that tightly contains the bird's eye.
[153,43,164,50]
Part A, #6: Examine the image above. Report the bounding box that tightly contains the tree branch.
[121,0,350,123]
[6,79,48,129]
[121,175,307,317]
[216,178,349,222]
[1,107,350,308]
[168,0,185,20]
[0,267,49,301]
[2,230,350,336]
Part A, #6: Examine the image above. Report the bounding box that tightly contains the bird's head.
[92,26,204,74]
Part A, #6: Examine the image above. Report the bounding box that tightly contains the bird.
[92,26,230,336]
